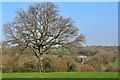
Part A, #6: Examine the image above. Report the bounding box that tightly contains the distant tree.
[3,2,85,72]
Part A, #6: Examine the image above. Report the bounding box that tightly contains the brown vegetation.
[2,46,118,72]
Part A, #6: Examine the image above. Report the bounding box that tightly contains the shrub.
[106,65,120,72]
[23,61,34,71]
[75,64,95,72]
[88,52,118,65]
[92,63,105,72]
[78,50,97,56]
[87,51,119,72]
[67,62,76,72]
[2,53,16,72]
[2,57,23,72]
[2,48,39,72]
[50,58,68,72]
[51,48,71,56]
[65,56,78,72]
[43,57,52,72]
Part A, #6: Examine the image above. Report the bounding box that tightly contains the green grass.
[111,57,120,68]
[2,72,118,78]
[111,58,118,68]
[0,73,2,79]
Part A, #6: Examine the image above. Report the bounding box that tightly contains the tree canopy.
[3,2,85,59]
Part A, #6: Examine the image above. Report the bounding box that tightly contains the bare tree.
[3,2,85,72]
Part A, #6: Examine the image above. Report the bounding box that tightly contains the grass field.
[2,72,118,78]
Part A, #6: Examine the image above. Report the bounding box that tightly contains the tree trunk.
[37,56,44,72]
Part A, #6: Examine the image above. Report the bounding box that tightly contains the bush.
[50,58,68,72]
[43,57,52,72]
[106,65,120,72]
[2,53,19,72]
[21,61,34,72]
[2,57,23,72]
[88,52,118,65]
[78,50,97,56]
[51,48,71,56]
[65,56,78,72]
[87,51,118,72]
[75,64,95,72]
[92,64,105,72]
[67,62,76,72]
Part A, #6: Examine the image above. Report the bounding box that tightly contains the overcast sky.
[1,2,118,46]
